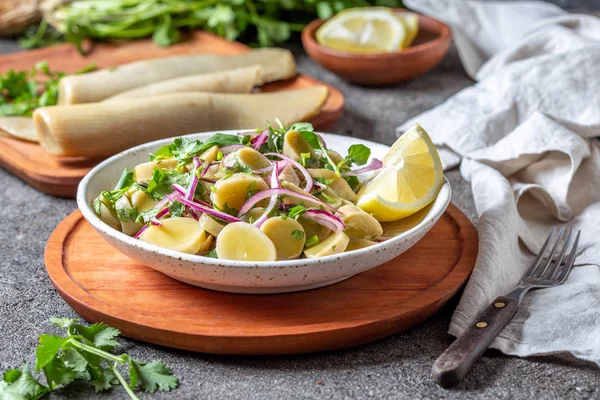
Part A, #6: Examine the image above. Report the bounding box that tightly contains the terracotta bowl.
[302,10,451,85]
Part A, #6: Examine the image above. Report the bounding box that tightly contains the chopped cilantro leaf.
[246,181,259,200]
[128,359,178,393]
[314,177,334,186]
[169,201,185,218]
[116,206,139,222]
[287,205,307,219]
[146,168,188,200]
[219,203,239,217]
[291,230,305,240]
[136,207,160,224]
[151,133,241,165]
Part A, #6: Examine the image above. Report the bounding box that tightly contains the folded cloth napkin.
[401,0,600,365]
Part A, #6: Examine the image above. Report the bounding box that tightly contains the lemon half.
[357,124,443,222]
[316,7,407,53]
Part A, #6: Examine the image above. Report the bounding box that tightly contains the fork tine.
[535,227,565,278]
[524,227,556,277]
[556,230,581,284]
[548,229,573,280]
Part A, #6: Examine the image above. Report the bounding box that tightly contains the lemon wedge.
[397,12,419,48]
[356,124,443,222]
[316,7,407,53]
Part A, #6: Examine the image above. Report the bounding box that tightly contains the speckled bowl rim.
[77,130,451,269]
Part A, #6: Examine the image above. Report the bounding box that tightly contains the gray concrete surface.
[1,3,600,399]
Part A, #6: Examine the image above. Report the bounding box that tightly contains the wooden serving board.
[44,204,477,355]
[0,32,344,198]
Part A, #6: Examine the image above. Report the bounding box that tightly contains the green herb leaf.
[129,360,178,393]
[50,317,78,330]
[152,14,180,47]
[0,364,49,399]
[146,168,188,200]
[346,144,371,166]
[71,323,120,351]
[291,230,305,240]
[287,205,308,219]
[169,201,185,218]
[43,357,77,388]
[116,206,139,223]
[0,60,92,117]
[136,207,160,224]
[114,168,135,190]
[1,318,179,399]
[35,335,66,371]
[298,131,320,149]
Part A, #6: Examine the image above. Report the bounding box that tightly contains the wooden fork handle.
[432,296,519,387]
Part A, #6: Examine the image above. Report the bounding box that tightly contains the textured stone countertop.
[1,15,599,400]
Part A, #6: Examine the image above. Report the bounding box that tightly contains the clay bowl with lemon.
[78,124,449,294]
[302,7,451,85]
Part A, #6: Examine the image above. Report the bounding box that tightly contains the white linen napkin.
[401,0,600,365]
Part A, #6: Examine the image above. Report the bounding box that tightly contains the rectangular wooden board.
[0,32,344,197]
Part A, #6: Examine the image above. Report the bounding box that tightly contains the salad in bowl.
[80,121,448,293]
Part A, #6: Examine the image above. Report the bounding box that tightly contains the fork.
[432,227,581,388]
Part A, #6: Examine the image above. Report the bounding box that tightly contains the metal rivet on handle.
[476,322,488,328]
[495,302,506,308]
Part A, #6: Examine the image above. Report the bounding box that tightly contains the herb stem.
[67,338,127,364]
[320,141,341,177]
[111,362,141,400]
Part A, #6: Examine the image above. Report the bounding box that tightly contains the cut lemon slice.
[316,7,407,53]
[397,12,419,48]
[357,124,443,222]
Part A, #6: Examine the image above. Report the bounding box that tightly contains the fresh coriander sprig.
[0,61,95,117]
[0,318,178,400]
[21,1,405,52]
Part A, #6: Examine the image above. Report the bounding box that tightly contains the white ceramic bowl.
[77,131,451,294]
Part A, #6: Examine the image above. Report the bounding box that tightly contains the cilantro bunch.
[21,0,404,52]
[0,318,178,400]
[0,61,94,117]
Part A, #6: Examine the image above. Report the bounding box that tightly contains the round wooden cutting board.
[45,205,477,355]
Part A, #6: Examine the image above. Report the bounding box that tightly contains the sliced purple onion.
[189,209,200,220]
[302,209,345,231]
[220,144,247,154]
[253,163,281,227]
[221,152,236,168]
[134,223,149,239]
[313,181,326,190]
[342,159,384,177]
[150,207,170,226]
[171,183,186,196]
[200,162,214,177]
[155,207,170,219]
[178,198,242,223]
[238,188,336,217]
[264,153,314,193]
[252,164,275,174]
[185,157,201,201]
[251,128,269,150]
